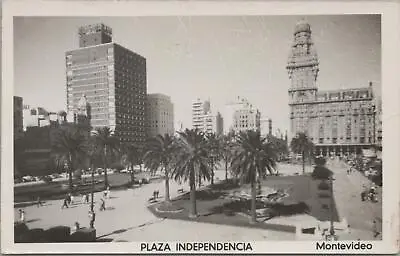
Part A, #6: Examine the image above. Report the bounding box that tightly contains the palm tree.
[205,133,223,185]
[221,132,236,181]
[143,133,177,202]
[85,136,102,228]
[172,128,212,218]
[121,143,141,184]
[52,126,88,191]
[290,132,314,174]
[230,130,277,224]
[91,127,120,188]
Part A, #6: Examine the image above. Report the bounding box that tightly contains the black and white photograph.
[2,1,399,254]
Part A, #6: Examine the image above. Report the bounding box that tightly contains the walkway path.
[327,161,382,240]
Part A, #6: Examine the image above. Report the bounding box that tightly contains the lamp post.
[89,165,95,229]
[329,174,336,240]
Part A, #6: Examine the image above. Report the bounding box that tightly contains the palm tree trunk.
[189,169,197,218]
[250,179,257,224]
[68,155,73,192]
[130,164,135,184]
[165,167,170,202]
[68,170,73,192]
[302,150,305,174]
[198,173,201,187]
[225,159,228,180]
[103,146,108,188]
[210,160,214,185]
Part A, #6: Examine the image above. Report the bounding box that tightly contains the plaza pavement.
[15,167,295,242]
[14,162,378,241]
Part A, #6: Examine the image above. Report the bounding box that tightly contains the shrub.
[27,228,46,243]
[45,226,71,242]
[14,222,29,238]
[314,157,326,166]
[318,181,330,190]
[312,166,332,180]
[69,228,96,242]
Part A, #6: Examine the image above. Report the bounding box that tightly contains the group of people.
[361,185,378,202]
[61,192,92,209]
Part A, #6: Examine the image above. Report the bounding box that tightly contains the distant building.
[14,96,24,139]
[374,98,382,149]
[260,118,273,136]
[66,23,147,144]
[192,99,223,135]
[23,105,49,130]
[224,97,261,134]
[287,20,379,156]
[147,93,174,137]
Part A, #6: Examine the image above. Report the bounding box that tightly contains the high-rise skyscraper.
[224,97,261,134]
[66,24,147,144]
[147,93,174,137]
[192,99,223,135]
[287,20,377,156]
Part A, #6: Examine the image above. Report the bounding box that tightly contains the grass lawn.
[148,174,339,232]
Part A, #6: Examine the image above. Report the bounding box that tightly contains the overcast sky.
[14,15,381,133]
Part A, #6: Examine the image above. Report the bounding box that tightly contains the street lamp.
[329,174,336,240]
[89,164,96,229]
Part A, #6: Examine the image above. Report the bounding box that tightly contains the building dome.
[294,20,311,34]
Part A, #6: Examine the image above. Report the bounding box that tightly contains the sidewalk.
[327,162,382,240]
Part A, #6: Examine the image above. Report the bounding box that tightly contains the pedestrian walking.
[85,193,90,204]
[61,198,69,209]
[36,196,44,207]
[372,219,380,238]
[71,221,80,234]
[106,186,111,199]
[67,193,72,205]
[18,209,25,223]
[99,198,106,211]
[155,190,159,198]
[70,194,74,205]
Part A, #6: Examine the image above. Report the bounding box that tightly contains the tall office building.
[66,24,147,144]
[287,20,378,156]
[224,97,261,134]
[147,93,174,137]
[192,99,223,135]
[14,96,24,139]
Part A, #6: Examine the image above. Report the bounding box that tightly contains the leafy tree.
[51,126,88,191]
[121,143,142,184]
[290,132,314,174]
[172,129,211,218]
[230,130,277,224]
[91,127,120,188]
[267,134,288,161]
[143,134,177,202]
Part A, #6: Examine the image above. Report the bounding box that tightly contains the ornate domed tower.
[287,20,319,138]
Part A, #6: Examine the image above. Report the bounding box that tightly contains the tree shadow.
[97,228,127,239]
[177,190,228,201]
[25,218,41,224]
[96,238,114,242]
